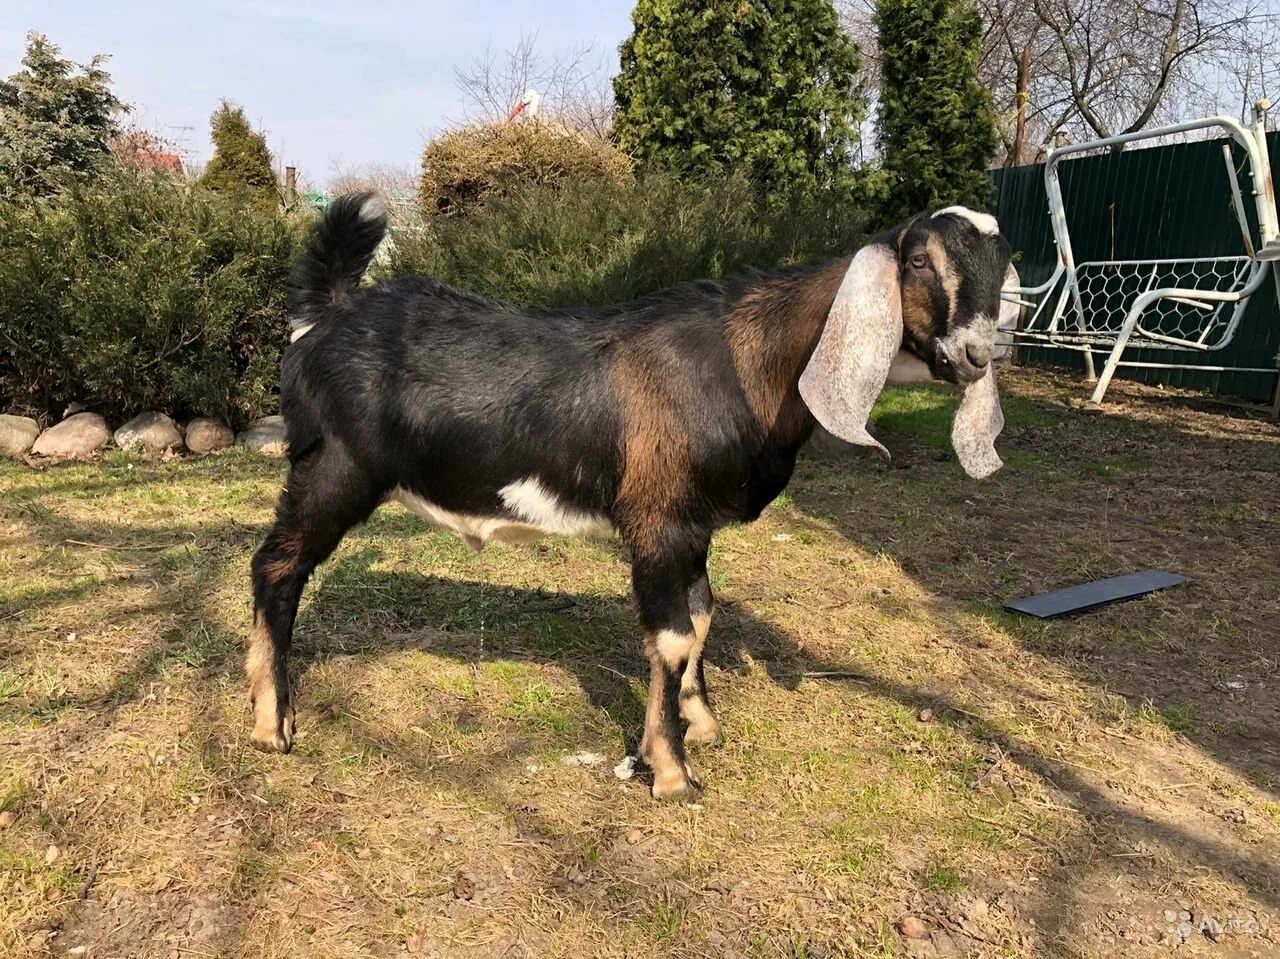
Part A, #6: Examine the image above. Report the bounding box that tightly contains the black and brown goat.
[247,195,1011,800]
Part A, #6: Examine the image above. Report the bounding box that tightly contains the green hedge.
[0,172,876,425]
[0,172,301,425]
[381,173,875,307]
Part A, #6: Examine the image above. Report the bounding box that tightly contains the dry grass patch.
[2,371,1279,957]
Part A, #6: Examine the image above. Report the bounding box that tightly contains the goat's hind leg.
[248,444,376,753]
[248,529,303,753]
[680,561,722,747]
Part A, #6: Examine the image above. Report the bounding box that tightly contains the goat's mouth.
[935,321,996,385]
[933,340,990,385]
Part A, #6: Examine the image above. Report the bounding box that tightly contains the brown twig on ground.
[76,855,99,901]
[64,535,194,551]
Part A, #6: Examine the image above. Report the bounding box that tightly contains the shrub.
[385,172,876,308]
[0,169,879,424]
[875,0,997,219]
[419,121,632,217]
[613,0,865,196]
[200,101,279,213]
[0,171,302,425]
[0,32,124,196]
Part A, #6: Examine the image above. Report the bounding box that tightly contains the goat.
[247,195,1012,800]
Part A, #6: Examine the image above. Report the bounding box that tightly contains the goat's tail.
[288,192,388,332]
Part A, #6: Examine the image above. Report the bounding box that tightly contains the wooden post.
[285,166,297,211]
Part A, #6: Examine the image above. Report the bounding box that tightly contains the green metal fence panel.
[991,132,1280,403]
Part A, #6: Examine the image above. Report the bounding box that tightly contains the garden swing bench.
[1001,100,1280,413]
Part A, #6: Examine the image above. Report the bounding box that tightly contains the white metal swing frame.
[1002,101,1280,411]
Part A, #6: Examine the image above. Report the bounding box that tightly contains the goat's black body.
[281,270,814,538]
[286,280,625,521]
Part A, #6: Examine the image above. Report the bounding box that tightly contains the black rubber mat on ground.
[1004,570,1186,619]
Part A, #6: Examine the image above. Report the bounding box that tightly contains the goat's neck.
[724,258,851,445]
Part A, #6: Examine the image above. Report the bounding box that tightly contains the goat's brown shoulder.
[724,258,850,436]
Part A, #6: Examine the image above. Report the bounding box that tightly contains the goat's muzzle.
[936,316,997,385]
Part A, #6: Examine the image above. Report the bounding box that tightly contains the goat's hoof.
[250,708,295,754]
[683,721,723,748]
[250,731,292,754]
[651,769,701,802]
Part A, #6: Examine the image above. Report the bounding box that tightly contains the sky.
[0,1,637,186]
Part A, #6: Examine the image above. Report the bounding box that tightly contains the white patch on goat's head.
[289,323,315,342]
[933,206,1000,235]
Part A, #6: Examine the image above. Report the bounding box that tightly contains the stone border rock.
[234,416,288,457]
[0,414,41,458]
[114,412,184,453]
[3,410,286,463]
[186,418,235,455]
[30,413,111,459]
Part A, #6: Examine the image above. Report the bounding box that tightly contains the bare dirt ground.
[2,368,1278,958]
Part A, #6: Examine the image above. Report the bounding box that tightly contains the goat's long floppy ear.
[952,368,1004,479]
[881,347,1004,477]
[798,243,901,458]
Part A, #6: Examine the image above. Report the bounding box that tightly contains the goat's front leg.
[632,553,702,801]
[680,561,722,747]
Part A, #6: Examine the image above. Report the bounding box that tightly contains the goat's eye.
[908,253,929,270]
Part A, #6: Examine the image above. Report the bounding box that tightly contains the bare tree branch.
[452,32,615,136]
[979,0,1280,159]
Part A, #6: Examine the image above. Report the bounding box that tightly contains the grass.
[1134,700,1197,734]
[0,671,22,704]
[636,898,686,943]
[922,862,966,892]
[1,369,1279,958]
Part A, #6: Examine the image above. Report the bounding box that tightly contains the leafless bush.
[327,163,420,224]
[108,124,187,176]
[453,33,615,137]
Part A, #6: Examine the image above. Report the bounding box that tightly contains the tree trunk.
[1009,41,1032,166]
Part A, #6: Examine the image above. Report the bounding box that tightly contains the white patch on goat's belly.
[389,479,611,551]
[933,206,1000,235]
[499,477,612,537]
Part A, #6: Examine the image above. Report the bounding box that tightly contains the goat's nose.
[965,341,993,368]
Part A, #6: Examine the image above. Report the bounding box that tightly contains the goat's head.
[798,206,1011,479]
[896,207,1012,386]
